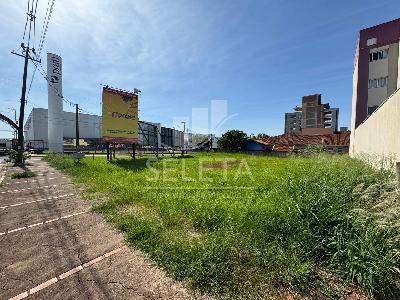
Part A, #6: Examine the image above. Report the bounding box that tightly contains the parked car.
[0,142,9,156]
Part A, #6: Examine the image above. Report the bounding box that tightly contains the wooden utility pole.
[11,5,41,164]
[18,47,29,154]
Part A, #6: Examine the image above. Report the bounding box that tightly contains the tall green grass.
[45,153,399,299]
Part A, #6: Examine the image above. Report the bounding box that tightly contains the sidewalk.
[0,158,208,300]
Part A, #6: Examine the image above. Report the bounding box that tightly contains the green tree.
[253,133,270,140]
[218,130,248,151]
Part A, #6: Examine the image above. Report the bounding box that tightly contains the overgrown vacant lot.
[45,153,399,299]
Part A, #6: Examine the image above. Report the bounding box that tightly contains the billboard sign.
[102,86,138,143]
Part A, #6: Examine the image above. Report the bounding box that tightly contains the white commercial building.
[25,108,101,142]
[24,108,188,149]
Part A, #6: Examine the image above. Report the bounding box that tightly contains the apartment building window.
[367,38,377,46]
[369,49,388,62]
[368,76,388,89]
[379,77,388,87]
[368,105,378,115]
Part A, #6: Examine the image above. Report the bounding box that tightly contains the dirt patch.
[306,270,370,300]
[207,160,241,169]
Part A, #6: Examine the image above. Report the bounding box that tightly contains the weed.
[11,171,35,179]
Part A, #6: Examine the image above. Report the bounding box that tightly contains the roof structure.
[255,131,350,152]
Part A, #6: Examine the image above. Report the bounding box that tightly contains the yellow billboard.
[102,86,138,143]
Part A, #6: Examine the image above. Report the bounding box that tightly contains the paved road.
[0,158,209,300]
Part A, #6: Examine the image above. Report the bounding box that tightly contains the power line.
[32,60,94,115]
[21,0,30,41]
[27,0,55,101]
[32,0,39,49]
[37,0,55,57]
[36,0,51,56]
[26,66,37,101]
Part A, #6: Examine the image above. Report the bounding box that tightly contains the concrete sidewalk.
[0,158,208,300]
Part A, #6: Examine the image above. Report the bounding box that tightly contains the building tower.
[47,53,63,152]
[284,94,339,134]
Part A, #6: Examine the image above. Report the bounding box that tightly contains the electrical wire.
[22,0,31,42]
[36,0,51,56]
[37,0,55,57]
[32,60,95,115]
[32,0,39,49]
[27,0,54,101]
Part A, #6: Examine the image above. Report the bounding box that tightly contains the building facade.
[25,108,101,142]
[351,18,400,129]
[285,94,339,134]
[284,106,302,134]
[350,19,400,163]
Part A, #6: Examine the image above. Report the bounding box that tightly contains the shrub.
[8,149,31,165]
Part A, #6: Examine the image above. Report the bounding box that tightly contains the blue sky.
[1,0,400,138]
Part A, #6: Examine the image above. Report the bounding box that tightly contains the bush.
[296,145,328,156]
[8,149,31,165]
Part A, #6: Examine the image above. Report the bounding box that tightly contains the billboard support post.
[106,143,110,161]
[132,143,136,160]
[75,104,80,152]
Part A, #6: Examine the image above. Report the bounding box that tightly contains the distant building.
[24,107,186,148]
[25,108,101,142]
[284,106,302,134]
[284,94,339,134]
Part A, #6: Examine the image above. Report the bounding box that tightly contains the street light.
[181,121,186,152]
[7,108,17,139]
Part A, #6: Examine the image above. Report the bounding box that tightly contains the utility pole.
[11,5,40,164]
[75,104,79,151]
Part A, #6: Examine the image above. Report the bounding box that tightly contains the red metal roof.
[256,131,350,152]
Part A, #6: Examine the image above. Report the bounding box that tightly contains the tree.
[217,130,248,151]
[253,133,270,140]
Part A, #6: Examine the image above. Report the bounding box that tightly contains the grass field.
[45,153,399,299]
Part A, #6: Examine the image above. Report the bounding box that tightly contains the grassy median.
[44,153,399,299]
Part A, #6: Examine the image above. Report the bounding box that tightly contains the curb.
[0,164,6,185]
